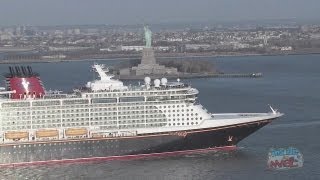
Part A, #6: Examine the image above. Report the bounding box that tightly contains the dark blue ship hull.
[0,119,273,167]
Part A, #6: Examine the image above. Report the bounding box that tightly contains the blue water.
[0,54,319,179]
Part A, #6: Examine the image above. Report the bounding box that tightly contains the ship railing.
[80,90,193,99]
[42,93,81,99]
[92,130,138,138]
[210,113,270,119]
[80,84,191,93]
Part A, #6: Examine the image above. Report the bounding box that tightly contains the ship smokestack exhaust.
[9,66,14,77]
[21,66,27,77]
[27,66,33,76]
[15,66,20,77]
[5,66,46,99]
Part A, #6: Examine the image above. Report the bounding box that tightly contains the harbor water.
[0,54,319,180]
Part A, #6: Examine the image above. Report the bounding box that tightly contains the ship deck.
[210,112,283,120]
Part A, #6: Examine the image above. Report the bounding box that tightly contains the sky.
[0,0,319,26]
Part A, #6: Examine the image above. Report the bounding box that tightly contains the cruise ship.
[0,64,283,166]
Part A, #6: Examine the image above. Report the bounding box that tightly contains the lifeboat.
[36,129,59,138]
[65,128,87,136]
[5,131,29,140]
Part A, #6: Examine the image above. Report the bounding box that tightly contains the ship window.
[3,102,30,108]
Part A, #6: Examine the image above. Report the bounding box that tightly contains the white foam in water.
[267,121,320,129]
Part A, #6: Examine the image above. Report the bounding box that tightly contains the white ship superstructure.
[0,64,283,166]
[0,64,281,143]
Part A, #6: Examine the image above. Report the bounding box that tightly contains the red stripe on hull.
[0,146,237,168]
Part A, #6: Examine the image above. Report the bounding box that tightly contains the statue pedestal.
[141,48,156,65]
[131,47,178,76]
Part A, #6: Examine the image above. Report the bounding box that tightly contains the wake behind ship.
[0,64,283,166]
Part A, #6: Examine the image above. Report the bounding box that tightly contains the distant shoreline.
[0,51,319,64]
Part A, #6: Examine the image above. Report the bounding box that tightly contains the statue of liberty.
[144,26,152,48]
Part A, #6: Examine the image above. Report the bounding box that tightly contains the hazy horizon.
[0,0,319,26]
